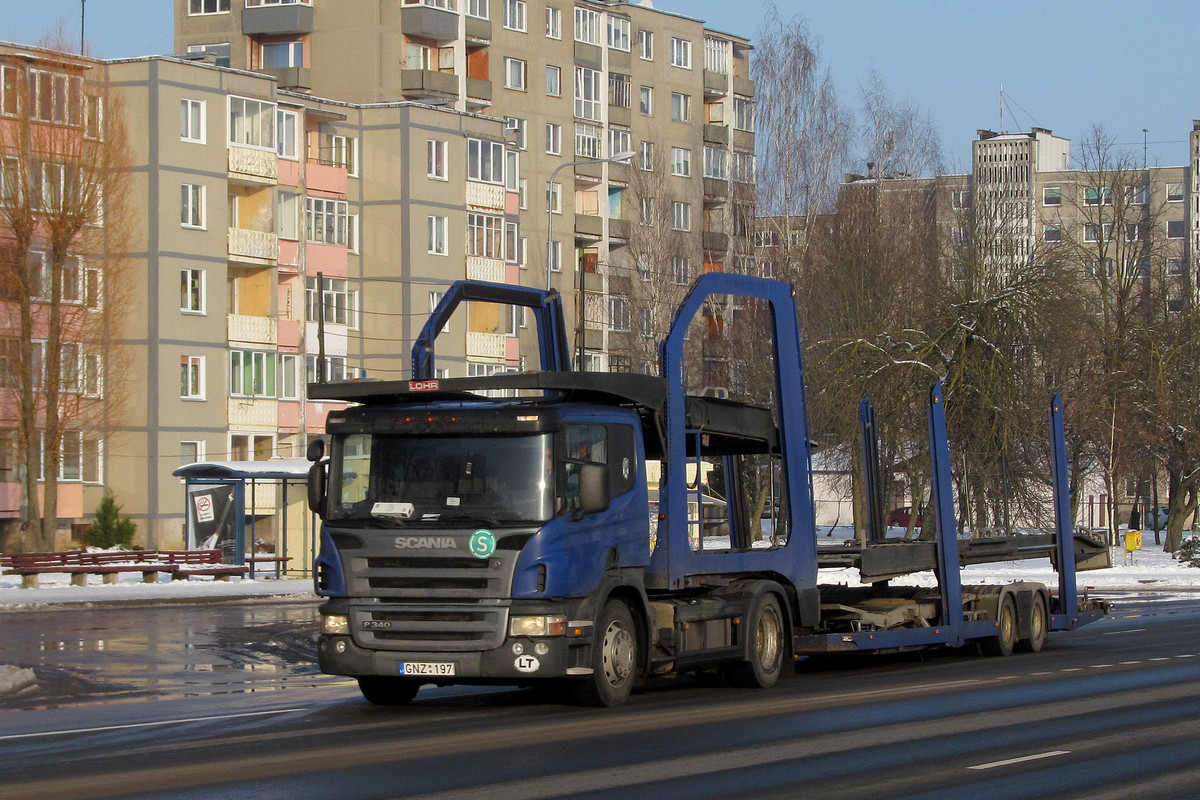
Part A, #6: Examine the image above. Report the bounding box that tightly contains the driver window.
[562,424,607,512]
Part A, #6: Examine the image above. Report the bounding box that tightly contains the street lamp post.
[543,151,634,369]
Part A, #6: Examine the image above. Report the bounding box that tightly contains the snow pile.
[0,664,37,697]
[0,572,315,608]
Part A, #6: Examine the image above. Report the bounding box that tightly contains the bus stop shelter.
[172,460,314,579]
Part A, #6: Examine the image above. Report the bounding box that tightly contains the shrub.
[86,492,137,549]
[1175,536,1200,568]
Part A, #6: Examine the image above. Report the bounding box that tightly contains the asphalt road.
[3,591,1200,800]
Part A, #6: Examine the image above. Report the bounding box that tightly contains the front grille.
[349,604,509,651]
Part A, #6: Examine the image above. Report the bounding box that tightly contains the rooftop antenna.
[80,0,87,54]
[999,84,1004,133]
[1143,129,1148,169]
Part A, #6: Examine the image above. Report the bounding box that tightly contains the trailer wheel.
[724,593,786,688]
[575,599,637,707]
[1017,593,1048,653]
[357,677,421,705]
[980,595,1017,657]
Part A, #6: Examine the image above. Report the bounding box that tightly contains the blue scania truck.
[305,274,1107,706]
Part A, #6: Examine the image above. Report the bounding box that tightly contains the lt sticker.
[515,655,540,673]
[469,529,496,559]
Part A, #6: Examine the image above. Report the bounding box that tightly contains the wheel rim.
[1031,601,1046,640]
[601,618,634,687]
[757,604,781,669]
[1001,602,1015,643]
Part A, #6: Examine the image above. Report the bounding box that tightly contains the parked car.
[887,506,923,528]
[1143,507,1170,529]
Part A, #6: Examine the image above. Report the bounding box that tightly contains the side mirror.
[306,438,326,462]
[576,462,610,518]
[308,461,327,516]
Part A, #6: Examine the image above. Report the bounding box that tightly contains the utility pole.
[80,0,86,54]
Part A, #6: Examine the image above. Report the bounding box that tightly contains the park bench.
[0,549,248,589]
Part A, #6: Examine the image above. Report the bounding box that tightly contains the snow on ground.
[0,572,316,609]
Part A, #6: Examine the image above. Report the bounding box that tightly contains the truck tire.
[575,599,638,707]
[357,677,421,705]
[724,593,786,688]
[1017,592,1048,653]
[980,595,1017,657]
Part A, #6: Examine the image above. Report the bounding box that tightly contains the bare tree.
[0,47,132,551]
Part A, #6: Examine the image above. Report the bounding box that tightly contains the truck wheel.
[724,593,786,688]
[1017,593,1048,653]
[357,677,421,705]
[575,600,638,707]
[980,595,1017,657]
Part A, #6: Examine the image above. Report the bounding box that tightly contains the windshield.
[329,432,553,527]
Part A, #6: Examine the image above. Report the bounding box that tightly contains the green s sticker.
[469,529,496,559]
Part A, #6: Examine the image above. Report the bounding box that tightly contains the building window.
[703,145,726,180]
[1083,223,1112,243]
[181,268,205,314]
[427,139,447,179]
[467,212,504,259]
[187,42,231,67]
[574,66,601,121]
[639,85,653,116]
[671,92,691,122]
[671,147,691,177]
[1167,183,1184,202]
[230,351,277,398]
[181,441,205,467]
[181,356,205,400]
[468,138,505,184]
[321,132,358,175]
[466,0,489,19]
[547,240,562,272]
[1042,186,1061,206]
[574,6,600,45]
[671,255,690,285]
[262,40,303,69]
[639,197,653,226]
[546,65,561,96]
[546,123,562,155]
[1125,223,1143,242]
[545,5,561,38]
[1167,258,1184,276]
[1043,224,1062,242]
[505,221,524,265]
[608,296,630,331]
[732,151,755,183]
[0,65,18,117]
[1084,187,1113,206]
[180,184,205,229]
[547,181,562,213]
[609,72,631,109]
[188,0,229,14]
[574,122,601,159]
[671,201,690,231]
[1167,219,1186,239]
[607,16,631,51]
[608,128,631,159]
[307,355,348,383]
[670,37,692,68]
[428,215,448,255]
[229,96,277,150]
[704,37,729,74]
[733,96,754,132]
[638,29,653,60]
[951,189,970,209]
[305,276,358,327]
[503,0,526,30]
[1126,184,1148,206]
[639,140,654,171]
[181,99,205,143]
[276,108,298,159]
[504,57,527,90]
[305,197,350,246]
[505,149,521,191]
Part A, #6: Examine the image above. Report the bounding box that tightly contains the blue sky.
[2,0,1196,170]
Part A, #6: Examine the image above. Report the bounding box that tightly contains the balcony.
[228,145,278,184]
[734,76,756,97]
[703,231,730,252]
[467,257,505,282]
[400,69,459,99]
[401,5,458,41]
[466,181,505,211]
[228,228,279,265]
[242,3,314,34]
[465,15,491,44]
[467,331,506,362]
[261,66,311,91]
[704,123,730,145]
[574,214,603,240]
[464,77,492,105]
[229,397,279,430]
[703,178,730,204]
[608,218,631,242]
[704,70,729,98]
[306,161,347,195]
[608,106,631,127]
[228,314,279,347]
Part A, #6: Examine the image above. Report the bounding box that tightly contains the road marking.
[1103,628,1147,635]
[1089,664,1114,669]
[1060,667,1084,672]
[1175,654,1197,659]
[1119,660,1144,665]
[1150,657,1172,662]
[968,750,1072,771]
[0,708,305,742]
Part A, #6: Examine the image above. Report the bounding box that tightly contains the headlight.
[321,614,350,635]
[509,615,566,637]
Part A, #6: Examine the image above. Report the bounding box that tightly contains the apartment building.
[174,0,757,376]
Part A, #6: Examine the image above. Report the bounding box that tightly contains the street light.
[543,151,634,371]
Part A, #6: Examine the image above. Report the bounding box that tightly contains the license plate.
[398,662,455,676]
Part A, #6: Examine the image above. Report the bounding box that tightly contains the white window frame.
[229,350,277,398]
[1042,186,1061,206]
[503,0,527,31]
[188,0,230,15]
[1167,219,1186,239]
[181,268,206,314]
[1167,183,1184,202]
[546,123,562,155]
[672,200,690,231]
[427,139,448,180]
[608,295,630,331]
[262,40,304,69]
[547,240,562,272]
[228,95,277,150]
[305,197,350,246]
[276,108,298,159]
[670,37,692,69]
[733,96,754,132]
[181,355,206,400]
[607,16,631,51]
[305,276,358,327]
[671,255,689,285]
[574,6,601,45]
[639,85,652,115]
[1043,224,1062,242]
[608,128,631,160]
[181,98,206,143]
[466,212,504,259]
[671,147,691,177]
[703,145,726,180]
[467,138,506,185]
[504,57,527,90]
[639,141,654,171]
[547,181,562,214]
[428,215,448,255]
[277,190,300,240]
[545,5,561,38]
[466,0,489,19]
[181,183,205,229]
[671,92,691,123]
[546,64,561,97]
[574,66,601,121]
[638,29,653,60]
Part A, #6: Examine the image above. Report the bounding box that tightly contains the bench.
[0,550,248,589]
[247,555,292,579]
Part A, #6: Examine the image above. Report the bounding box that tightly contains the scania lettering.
[306,277,1108,707]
